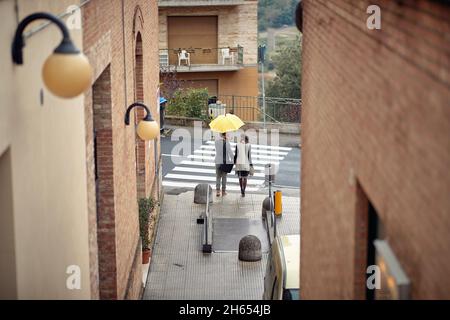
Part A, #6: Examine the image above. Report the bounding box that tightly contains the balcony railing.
[159,0,250,7]
[159,46,244,72]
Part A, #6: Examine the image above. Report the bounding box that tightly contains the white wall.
[0,0,91,299]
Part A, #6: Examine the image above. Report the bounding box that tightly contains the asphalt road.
[161,133,301,189]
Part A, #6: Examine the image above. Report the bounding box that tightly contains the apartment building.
[158,0,258,120]
[0,0,160,299]
[299,0,450,299]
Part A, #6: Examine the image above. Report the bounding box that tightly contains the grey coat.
[215,138,234,165]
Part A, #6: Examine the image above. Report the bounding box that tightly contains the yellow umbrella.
[209,113,245,133]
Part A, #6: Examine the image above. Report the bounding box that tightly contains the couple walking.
[215,133,253,197]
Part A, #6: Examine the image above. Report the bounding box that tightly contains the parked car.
[263,234,300,300]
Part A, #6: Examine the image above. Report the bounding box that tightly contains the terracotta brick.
[301,0,450,299]
[82,0,160,300]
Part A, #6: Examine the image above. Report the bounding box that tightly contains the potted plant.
[138,197,155,264]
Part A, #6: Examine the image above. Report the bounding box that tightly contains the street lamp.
[124,102,159,141]
[11,12,92,98]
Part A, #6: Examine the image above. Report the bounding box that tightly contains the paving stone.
[143,191,299,300]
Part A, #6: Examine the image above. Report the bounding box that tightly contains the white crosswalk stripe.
[165,174,264,185]
[179,160,265,171]
[187,154,280,165]
[194,149,284,161]
[205,140,292,151]
[172,166,266,177]
[199,145,289,156]
[162,181,260,192]
[163,141,291,191]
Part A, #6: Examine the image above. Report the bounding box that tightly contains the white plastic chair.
[178,50,190,66]
[221,48,233,65]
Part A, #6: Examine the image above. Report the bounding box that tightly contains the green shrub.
[166,88,208,119]
[138,197,155,250]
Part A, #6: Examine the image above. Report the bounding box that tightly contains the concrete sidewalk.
[143,190,300,300]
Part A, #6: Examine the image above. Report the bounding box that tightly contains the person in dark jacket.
[215,132,234,197]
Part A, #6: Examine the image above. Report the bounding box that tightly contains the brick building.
[82,0,161,300]
[0,0,160,299]
[300,0,450,299]
[158,0,258,120]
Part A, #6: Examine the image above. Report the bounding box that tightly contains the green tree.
[266,39,301,99]
[258,0,299,31]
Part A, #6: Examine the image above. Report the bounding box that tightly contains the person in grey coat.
[215,132,234,196]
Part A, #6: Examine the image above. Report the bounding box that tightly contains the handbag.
[219,140,234,173]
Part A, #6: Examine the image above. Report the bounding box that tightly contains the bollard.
[274,190,282,216]
[262,196,271,219]
[238,235,262,262]
[194,183,213,204]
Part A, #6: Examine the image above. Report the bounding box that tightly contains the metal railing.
[263,166,277,245]
[217,95,302,123]
[159,46,244,68]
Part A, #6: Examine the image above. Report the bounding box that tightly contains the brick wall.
[82,0,160,300]
[301,0,450,299]
[92,66,116,299]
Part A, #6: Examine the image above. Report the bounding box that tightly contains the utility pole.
[259,45,267,129]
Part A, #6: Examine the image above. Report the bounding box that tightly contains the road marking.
[161,154,187,158]
[180,160,265,171]
[162,181,259,192]
[205,140,292,151]
[172,166,265,177]
[199,145,289,156]
[165,174,264,185]
[194,149,284,160]
[187,154,280,165]
[162,141,293,192]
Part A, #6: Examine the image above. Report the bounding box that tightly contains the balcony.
[159,46,244,73]
[159,0,250,7]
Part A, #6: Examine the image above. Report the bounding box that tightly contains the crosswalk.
[162,140,292,192]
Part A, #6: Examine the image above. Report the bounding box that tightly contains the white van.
[263,234,300,300]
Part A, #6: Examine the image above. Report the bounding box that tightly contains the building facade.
[300,0,450,299]
[158,0,258,120]
[0,0,160,299]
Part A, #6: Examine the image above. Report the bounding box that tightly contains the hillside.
[258,0,300,31]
